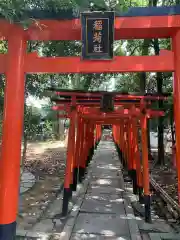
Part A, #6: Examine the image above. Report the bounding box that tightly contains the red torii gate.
[0,5,180,239]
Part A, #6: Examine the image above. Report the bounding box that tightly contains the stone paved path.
[69,141,141,240]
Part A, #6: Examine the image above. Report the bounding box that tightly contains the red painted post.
[125,122,129,168]
[133,119,143,202]
[62,108,76,216]
[85,122,93,167]
[79,120,86,181]
[122,122,126,167]
[127,122,132,175]
[131,120,138,194]
[86,123,94,167]
[172,31,180,205]
[0,26,26,240]
[81,122,88,173]
[98,125,102,142]
[96,124,102,144]
[113,125,117,143]
[116,125,120,151]
[119,123,124,166]
[141,113,151,223]
[117,124,123,162]
[95,125,98,145]
[71,110,78,191]
[122,123,126,163]
[74,115,81,186]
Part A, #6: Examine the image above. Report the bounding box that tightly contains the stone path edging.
[20,171,36,194]
[16,183,64,238]
[114,152,142,240]
[57,154,95,240]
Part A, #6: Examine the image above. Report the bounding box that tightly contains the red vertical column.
[133,119,143,202]
[81,121,87,172]
[131,120,138,195]
[141,113,151,223]
[96,124,102,145]
[83,121,93,171]
[116,125,120,149]
[79,119,86,181]
[73,114,81,189]
[116,124,122,162]
[99,125,101,141]
[119,122,125,166]
[127,121,132,174]
[0,26,26,240]
[62,108,76,216]
[86,122,94,167]
[112,125,116,143]
[172,32,180,205]
[71,110,78,191]
[95,125,98,144]
[122,121,127,166]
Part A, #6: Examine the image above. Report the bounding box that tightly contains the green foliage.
[24,105,42,139]
[115,73,140,92]
[24,104,54,140]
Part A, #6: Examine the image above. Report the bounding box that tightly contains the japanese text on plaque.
[93,20,103,53]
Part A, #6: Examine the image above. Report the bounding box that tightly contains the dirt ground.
[150,152,178,203]
[17,140,67,229]
[23,140,67,177]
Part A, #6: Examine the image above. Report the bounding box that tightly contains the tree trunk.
[22,134,28,165]
[59,118,65,141]
[153,38,164,165]
[139,38,151,158]
[139,39,150,93]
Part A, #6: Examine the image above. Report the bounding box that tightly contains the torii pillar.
[173,30,180,205]
[0,26,26,240]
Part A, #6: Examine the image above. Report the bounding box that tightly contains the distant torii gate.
[0,5,180,240]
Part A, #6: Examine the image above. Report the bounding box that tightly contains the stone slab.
[141,233,151,240]
[93,165,120,172]
[93,159,119,165]
[92,173,120,179]
[95,161,120,166]
[71,233,131,240]
[85,193,123,202]
[90,178,122,189]
[149,233,180,240]
[92,172,121,180]
[32,219,54,232]
[20,171,36,194]
[73,213,130,237]
[137,220,174,233]
[87,186,124,195]
[26,231,51,239]
[81,198,125,214]
[45,197,63,218]
[21,172,35,181]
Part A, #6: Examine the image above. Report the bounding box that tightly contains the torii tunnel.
[50,90,167,222]
[0,4,180,240]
